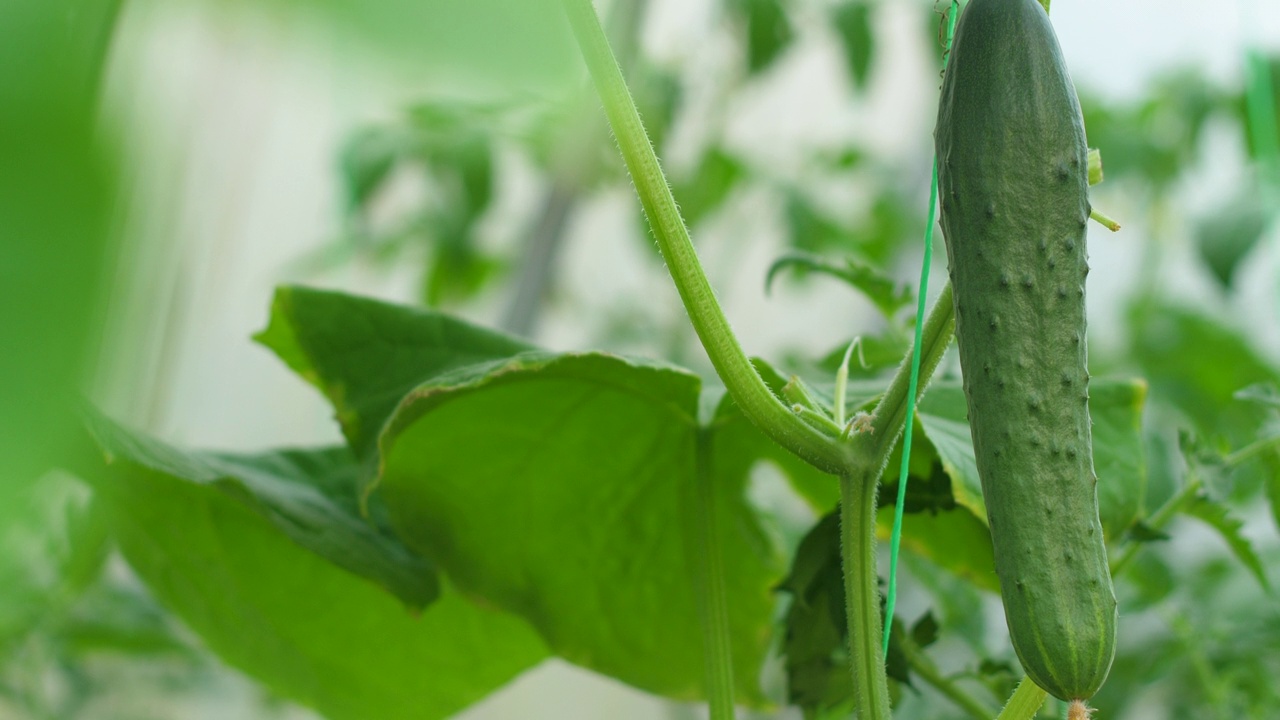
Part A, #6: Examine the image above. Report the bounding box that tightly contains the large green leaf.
[255,285,534,459]
[377,353,783,703]
[86,411,438,609]
[86,423,547,720]
[917,379,1148,541]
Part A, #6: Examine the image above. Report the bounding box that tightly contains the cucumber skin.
[935,0,1117,701]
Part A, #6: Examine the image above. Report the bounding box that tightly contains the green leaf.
[671,148,744,227]
[1235,383,1280,411]
[1089,379,1150,539]
[831,1,875,90]
[1182,495,1272,592]
[87,427,546,720]
[766,252,913,320]
[86,410,438,609]
[736,0,794,74]
[1127,302,1279,444]
[778,512,850,714]
[910,611,939,650]
[230,0,576,99]
[255,285,534,460]
[0,0,117,539]
[1195,191,1273,289]
[917,379,1149,541]
[376,352,783,704]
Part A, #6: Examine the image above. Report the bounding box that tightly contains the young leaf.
[765,252,913,320]
[1182,495,1272,592]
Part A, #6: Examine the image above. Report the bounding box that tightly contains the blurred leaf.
[1127,302,1279,445]
[878,503,998,593]
[1090,379,1149,540]
[831,1,875,90]
[1126,521,1171,543]
[241,0,577,98]
[89,438,547,720]
[1236,383,1280,411]
[1195,191,1273,289]
[255,285,534,460]
[786,194,853,253]
[976,658,1019,704]
[338,125,406,212]
[1080,71,1226,189]
[672,148,744,226]
[911,611,939,650]
[735,0,794,74]
[377,352,784,704]
[0,0,117,522]
[917,380,1149,541]
[766,252,912,320]
[86,412,439,609]
[1181,495,1271,592]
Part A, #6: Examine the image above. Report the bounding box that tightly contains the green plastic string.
[882,0,960,659]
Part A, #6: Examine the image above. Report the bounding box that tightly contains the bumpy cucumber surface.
[935,0,1117,702]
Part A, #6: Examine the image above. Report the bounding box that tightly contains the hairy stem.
[837,285,956,719]
[560,0,850,474]
[849,283,956,478]
[840,472,891,720]
[691,430,737,720]
[996,676,1049,720]
[897,633,997,720]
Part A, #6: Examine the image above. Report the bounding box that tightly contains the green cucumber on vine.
[935,0,1117,708]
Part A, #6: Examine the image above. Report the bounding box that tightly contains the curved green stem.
[692,430,736,720]
[840,472,892,720]
[996,676,1048,720]
[849,283,956,477]
[560,0,850,475]
[897,632,996,720]
[838,285,956,719]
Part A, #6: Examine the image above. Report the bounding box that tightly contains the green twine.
[882,0,960,659]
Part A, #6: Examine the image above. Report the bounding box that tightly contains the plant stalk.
[560,0,850,475]
[897,632,997,720]
[996,676,1048,720]
[692,430,737,720]
[840,472,892,720]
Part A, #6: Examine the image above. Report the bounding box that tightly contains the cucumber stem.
[560,0,851,475]
[840,471,892,720]
[996,676,1049,720]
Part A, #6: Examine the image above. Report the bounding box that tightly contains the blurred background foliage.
[2,0,1278,718]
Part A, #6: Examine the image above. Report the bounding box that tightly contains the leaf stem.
[996,676,1048,720]
[896,632,997,720]
[1109,470,1203,578]
[692,430,736,720]
[560,0,850,475]
[840,472,892,720]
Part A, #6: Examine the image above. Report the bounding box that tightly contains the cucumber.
[934,0,1117,702]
